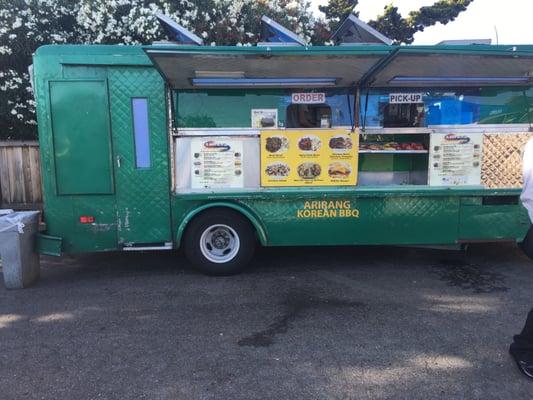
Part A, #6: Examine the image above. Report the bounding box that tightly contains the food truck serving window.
[175,89,354,129]
[363,87,533,127]
[286,104,332,128]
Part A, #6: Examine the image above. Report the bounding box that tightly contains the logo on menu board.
[291,92,326,104]
[203,141,231,152]
[444,134,471,144]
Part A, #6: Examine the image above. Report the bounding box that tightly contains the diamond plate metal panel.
[109,67,171,244]
[459,204,527,240]
[241,195,459,246]
[482,132,533,189]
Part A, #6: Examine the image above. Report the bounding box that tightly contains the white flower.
[12,17,22,29]
[287,1,298,9]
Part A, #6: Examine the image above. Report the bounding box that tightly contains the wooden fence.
[0,141,42,209]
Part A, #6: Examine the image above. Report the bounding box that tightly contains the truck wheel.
[183,209,256,275]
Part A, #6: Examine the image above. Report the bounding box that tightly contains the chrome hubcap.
[199,224,240,263]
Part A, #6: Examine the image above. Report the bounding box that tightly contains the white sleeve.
[520,138,533,223]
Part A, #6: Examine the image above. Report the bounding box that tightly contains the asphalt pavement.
[1,243,532,399]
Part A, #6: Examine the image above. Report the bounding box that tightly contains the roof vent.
[258,16,305,46]
[331,14,392,46]
[155,13,203,46]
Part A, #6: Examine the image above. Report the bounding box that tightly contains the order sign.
[291,92,326,104]
[261,129,359,187]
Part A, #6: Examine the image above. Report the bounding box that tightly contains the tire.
[183,208,256,276]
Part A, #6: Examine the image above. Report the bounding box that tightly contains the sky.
[310,0,533,45]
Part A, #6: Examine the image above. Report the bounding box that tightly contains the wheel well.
[177,204,268,248]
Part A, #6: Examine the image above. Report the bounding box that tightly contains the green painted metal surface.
[32,44,533,255]
[170,188,529,248]
[108,67,172,245]
[49,80,114,195]
[358,153,428,172]
[37,234,62,256]
[175,202,269,246]
[70,196,119,251]
[176,89,285,128]
[247,196,459,246]
[459,204,530,240]
[35,45,153,66]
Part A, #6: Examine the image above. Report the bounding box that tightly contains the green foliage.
[369,5,416,45]
[409,0,475,31]
[369,0,475,44]
[319,0,358,32]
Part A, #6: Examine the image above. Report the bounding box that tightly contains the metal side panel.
[108,67,172,244]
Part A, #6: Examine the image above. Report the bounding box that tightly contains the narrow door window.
[132,98,151,168]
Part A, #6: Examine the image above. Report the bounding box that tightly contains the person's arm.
[521,139,533,223]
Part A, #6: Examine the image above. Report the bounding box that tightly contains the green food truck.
[33,15,533,275]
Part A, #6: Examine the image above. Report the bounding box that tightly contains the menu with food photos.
[260,129,359,187]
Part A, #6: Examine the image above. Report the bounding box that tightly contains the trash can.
[0,210,41,289]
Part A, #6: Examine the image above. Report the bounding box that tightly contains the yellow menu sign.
[261,129,359,187]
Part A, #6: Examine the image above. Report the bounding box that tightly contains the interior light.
[390,76,531,84]
[195,71,246,78]
[191,77,337,88]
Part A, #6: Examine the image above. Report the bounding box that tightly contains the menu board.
[260,129,359,187]
[428,132,483,186]
[191,138,244,189]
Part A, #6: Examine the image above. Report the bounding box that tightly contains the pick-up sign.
[389,93,424,104]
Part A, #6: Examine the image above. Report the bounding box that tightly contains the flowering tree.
[0,0,472,140]
[0,0,316,139]
[0,0,80,139]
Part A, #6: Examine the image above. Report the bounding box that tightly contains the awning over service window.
[144,45,533,89]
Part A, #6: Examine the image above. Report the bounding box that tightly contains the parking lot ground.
[1,243,533,399]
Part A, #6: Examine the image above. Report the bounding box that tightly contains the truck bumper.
[37,233,62,256]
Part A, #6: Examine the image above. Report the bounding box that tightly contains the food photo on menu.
[329,135,353,150]
[265,136,289,153]
[298,136,322,152]
[265,162,290,178]
[297,162,322,180]
[328,162,352,178]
